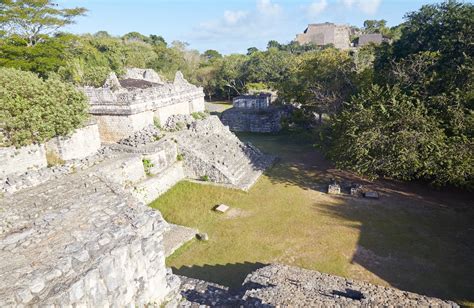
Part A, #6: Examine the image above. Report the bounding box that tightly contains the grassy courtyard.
[150,132,474,306]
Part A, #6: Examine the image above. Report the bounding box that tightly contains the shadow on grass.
[239,131,474,304]
[318,199,474,304]
[172,261,268,290]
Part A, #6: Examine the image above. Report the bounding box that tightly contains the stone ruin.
[0,68,457,306]
[221,93,292,133]
[165,115,275,190]
[295,22,352,50]
[0,69,277,305]
[83,68,205,143]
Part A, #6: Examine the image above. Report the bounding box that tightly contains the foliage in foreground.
[0,67,89,147]
[324,1,474,189]
[327,85,473,187]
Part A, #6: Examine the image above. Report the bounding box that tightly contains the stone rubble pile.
[117,125,162,147]
[242,264,458,307]
[173,264,458,307]
[163,114,196,132]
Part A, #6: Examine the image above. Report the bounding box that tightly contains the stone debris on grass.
[196,233,209,241]
[328,183,341,195]
[364,191,380,199]
[214,204,230,213]
[350,184,364,196]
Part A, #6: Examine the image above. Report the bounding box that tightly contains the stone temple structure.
[295,22,351,50]
[0,68,458,306]
[221,93,292,133]
[357,33,388,47]
[83,68,205,143]
[232,93,271,109]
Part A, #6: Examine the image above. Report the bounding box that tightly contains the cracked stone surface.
[0,168,174,306]
[172,264,458,307]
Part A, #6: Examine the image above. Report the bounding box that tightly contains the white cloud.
[257,0,282,16]
[223,10,248,25]
[193,0,289,51]
[340,0,382,15]
[308,0,328,17]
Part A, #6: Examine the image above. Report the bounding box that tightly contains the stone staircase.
[168,116,276,190]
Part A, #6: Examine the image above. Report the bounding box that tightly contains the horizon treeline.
[0,0,472,189]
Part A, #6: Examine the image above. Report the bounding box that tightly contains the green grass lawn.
[150,132,474,306]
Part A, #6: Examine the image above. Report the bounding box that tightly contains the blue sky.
[58,0,442,54]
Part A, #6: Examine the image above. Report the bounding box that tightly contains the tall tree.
[0,0,86,46]
[283,49,356,122]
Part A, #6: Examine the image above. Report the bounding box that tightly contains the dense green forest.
[0,0,472,189]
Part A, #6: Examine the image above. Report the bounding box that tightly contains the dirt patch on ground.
[222,208,252,220]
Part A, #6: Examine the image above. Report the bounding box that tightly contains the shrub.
[191,112,208,120]
[200,175,210,182]
[153,117,161,129]
[327,85,473,188]
[142,158,154,176]
[0,68,89,147]
[176,153,184,161]
[46,150,65,167]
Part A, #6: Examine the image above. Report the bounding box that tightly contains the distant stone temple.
[357,33,388,47]
[83,68,205,143]
[295,22,351,50]
[232,93,271,109]
[221,93,291,133]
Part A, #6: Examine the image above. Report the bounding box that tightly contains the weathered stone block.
[328,183,341,195]
[364,191,380,199]
[214,204,230,213]
[0,144,47,177]
[45,123,101,161]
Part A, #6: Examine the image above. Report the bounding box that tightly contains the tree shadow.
[316,191,474,304]
[173,262,273,306]
[239,132,474,304]
[172,261,268,290]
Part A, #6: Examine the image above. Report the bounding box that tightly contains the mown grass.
[150,132,474,306]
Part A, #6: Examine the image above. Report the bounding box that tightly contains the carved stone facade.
[233,93,271,109]
[221,106,290,133]
[83,69,205,143]
[295,22,351,50]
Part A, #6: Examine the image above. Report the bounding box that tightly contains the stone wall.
[45,123,101,161]
[133,162,185,204]
[0,144,47,178]
[221,107,290,133]
[92,111,155,143]
[83,69,205,142]
[0,170,177,306]
[295,22,351,49]
[154,101,191,126]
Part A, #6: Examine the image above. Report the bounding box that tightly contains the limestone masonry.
[175,264,458,307]
[221,93,292,133]
[0,68,456,306]
[295,22,351,49]
[165,115,276,190]
[83,68,205,142]
[0,169,177,306]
